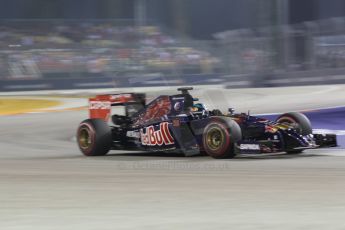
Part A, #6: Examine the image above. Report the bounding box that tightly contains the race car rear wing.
[89,93,145,121]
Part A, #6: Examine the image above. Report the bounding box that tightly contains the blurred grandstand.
[1,16,345,90]
[213,17,345,87]
[215,17,345,74]
[0,20,223,81]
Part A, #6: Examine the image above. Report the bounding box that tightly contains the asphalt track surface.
[1,85,345,230]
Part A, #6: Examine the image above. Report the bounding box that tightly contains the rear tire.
[202,117,242,159]
[77,119,112,156]
[276,112,312,154]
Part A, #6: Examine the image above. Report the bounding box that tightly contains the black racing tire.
[276,112,312,135]
[276,112,312,154]
[202,117,242,159]
[77,119,112,156]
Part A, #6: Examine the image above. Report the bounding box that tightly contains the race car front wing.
[235,133,337,154]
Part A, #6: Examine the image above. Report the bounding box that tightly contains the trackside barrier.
[1,71,345,92]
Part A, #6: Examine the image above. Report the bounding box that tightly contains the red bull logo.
[140,122,174,146]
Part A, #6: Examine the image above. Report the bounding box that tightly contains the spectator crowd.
[0,21,222,79]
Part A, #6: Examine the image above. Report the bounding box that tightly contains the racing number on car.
[140,122,174,146]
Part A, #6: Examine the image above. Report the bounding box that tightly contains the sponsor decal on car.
[89,101,111,110]
[239,144,260,150]
[140,122,174,146]
[126,130,140,138]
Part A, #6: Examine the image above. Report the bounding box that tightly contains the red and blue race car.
[77,87,337,159]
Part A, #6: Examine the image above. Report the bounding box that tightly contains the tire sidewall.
[77,121,96,156]
[202,117,241,158]
[203,122,231,156]
[77,119,112,156]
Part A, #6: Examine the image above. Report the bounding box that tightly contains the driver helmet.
[191,103,205,112]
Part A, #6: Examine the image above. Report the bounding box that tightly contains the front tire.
[77,119,112,156]
[276,112,312,135]
[202,117,242,159]
[276,112,312,154]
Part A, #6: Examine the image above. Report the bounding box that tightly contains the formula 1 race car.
[76,87,337,159]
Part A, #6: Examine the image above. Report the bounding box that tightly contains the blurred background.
[1,0,345,91]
